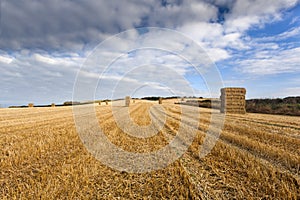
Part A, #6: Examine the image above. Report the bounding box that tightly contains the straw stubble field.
[0,101,299,199]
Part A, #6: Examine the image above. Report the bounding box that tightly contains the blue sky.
[0,0,300,107]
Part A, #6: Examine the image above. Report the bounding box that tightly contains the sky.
[0,0,300,106]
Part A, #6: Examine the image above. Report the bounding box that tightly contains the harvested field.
[0,101,299,199]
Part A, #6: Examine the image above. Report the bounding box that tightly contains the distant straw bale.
[159,97,162,104]
[220,87,246,114]
[51,103,55,107]
[28,103,34,108]
[125,96,130,107]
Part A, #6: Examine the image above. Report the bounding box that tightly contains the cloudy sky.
[0,0,300,106]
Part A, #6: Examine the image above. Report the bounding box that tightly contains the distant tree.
[246,96,300,116]
[63,101,81,106]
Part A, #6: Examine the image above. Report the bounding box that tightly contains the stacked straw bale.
[28,103,34,108]
[125,96,130,107]
[51,103,55,107]
[158,97,162,104]
[105,101,108,105]
[220,88,246,114]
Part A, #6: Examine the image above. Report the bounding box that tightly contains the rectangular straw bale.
[159,97,162,104]
[220,87,246,114]
[221,87,246,93]
[125,96,130,107]
[225,103,245,107]
[221,93,245,97]
[28,103,34,108]
[226,108,246,112]
[51,103,55,107]
[229,105,245,108]
[224,99,245,103]
[222,96,245,101]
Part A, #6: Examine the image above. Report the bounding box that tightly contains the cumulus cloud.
[224,0,298,32]
[1,0,298,52]
[0,54,14,64]
[0,0,219,51]
[0,0,300,104]
[1,0,151,51]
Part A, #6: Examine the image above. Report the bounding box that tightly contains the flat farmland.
[0,101,299,199]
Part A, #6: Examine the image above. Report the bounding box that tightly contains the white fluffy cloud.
[1,0,300,104]
[224,0,298,32]
[0,55,14,64]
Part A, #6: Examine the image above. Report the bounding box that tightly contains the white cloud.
[237,47,300,75]
[278,26,300,38]
[1,0,300,104]
[206,48,230,62]
[177,22,248,61]
[147,0,218,27]
[0,52,81,105]
[33,53,84,67]
[224,0,298,33]
[178,22,223,43]
[0,55,14,64]
[254,26,300,43]
[0,0,220,51]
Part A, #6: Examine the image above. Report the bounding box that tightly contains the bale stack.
[220,87,246,114]
[158,97,162,104]
[98,102,101,105]
[51,103,55,107]
[28,103,34,108]
[105,101,108,105]
[125,96,130,107]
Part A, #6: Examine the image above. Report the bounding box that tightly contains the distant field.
[0,101,299,199]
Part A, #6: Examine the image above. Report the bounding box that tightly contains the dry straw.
[1,102,299,198]
[220,87,246,114]
[51,103,55,107]
[125,96,130,107]
[159,97,162,104]
[28,103,34,108]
